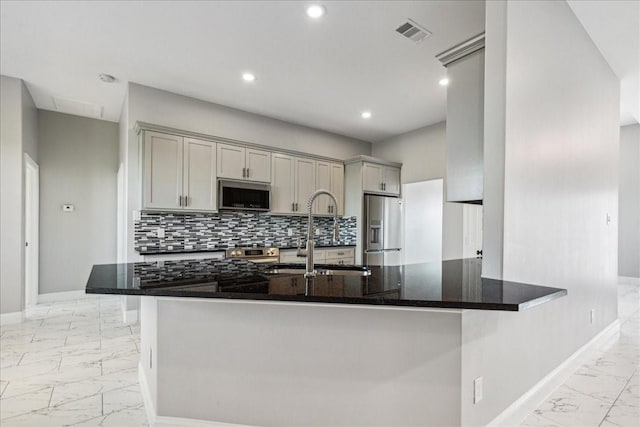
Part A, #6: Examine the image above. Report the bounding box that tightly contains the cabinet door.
[271,153,295,214]
[363,163,383,193]
[314,161,332,214]
[143,131,183,209]
[330,163,345,215]
[294,157,316,213]
[183,138,216,211]
[382,166,401,195]
[245,148,271,182]
[216,143,245,180]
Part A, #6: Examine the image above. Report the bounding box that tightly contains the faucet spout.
[299,189,340,279]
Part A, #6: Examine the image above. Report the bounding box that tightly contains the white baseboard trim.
[618,276,640,285]
[38,290,86,303]
[138,362,157,426]
[138,363,255,427]
[0,311,25,325]
[488,319,621,427]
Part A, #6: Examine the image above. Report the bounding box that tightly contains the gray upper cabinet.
[271,153,295,214]
[438,33,485,204]
[217,143,271,182]
[314,161,344,215]
[143,131,216,211]
[362,162,400,195]
[143,131,184,210]
[183,138,217,211]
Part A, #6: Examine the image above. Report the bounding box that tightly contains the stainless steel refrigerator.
[363,195,403,267]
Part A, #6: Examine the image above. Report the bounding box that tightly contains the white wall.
[38,111,118,294]
[464,1,620,425]
[403,180,443,264]
[0,75,38,315]
[120,83,372,262]
[372,122,465,260]
[619,124,640,277]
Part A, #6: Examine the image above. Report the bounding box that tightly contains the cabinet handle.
[383,183,386,191]
[246,168,250,178]
[242,167,246,178]
[178,195,183,207]
[185,196,189,207]
[292,202,294,211]
[380,183,383,191]
[295,203,298,211]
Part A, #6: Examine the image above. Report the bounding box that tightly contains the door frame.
[24,154,39,306]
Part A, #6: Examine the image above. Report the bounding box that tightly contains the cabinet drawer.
[325,248,355,259]
[325,257,355,266]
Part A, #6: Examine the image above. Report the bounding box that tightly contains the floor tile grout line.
[597,366,638,427]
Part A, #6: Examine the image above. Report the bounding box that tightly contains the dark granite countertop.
[86,258,566,311]
[136,244,356,255]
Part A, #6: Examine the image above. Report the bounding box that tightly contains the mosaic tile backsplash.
[135,211,357,253]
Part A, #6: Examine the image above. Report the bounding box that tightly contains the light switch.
[62,204,74,212]
[157,228,165,238]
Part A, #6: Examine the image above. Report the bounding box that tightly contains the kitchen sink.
[263,264,372,277]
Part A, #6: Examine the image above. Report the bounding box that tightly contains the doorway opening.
[24,154,39,306]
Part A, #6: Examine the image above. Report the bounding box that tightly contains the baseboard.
[0,311,25,325]
[488,319,621,427]
[37,290,86,303]
[138,362,157,426]
[618,276,640,285]
[138,363,255,427]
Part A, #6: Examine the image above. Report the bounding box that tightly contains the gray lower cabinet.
[143,131,217,211]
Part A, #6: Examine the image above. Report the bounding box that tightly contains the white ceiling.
[1,1,636,144]
[0,0,485,143]
[567,0,640,126]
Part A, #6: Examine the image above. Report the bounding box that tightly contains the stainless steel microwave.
[218,180,271,211]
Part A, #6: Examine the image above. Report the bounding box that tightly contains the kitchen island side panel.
[152,297,462,426]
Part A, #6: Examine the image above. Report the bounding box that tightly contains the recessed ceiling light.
[361,111,372,119]
[99,74,115,83]
[439,78,449,86]
[306,4,326,19]
[242,73,256,82]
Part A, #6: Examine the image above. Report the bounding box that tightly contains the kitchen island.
[86,258,566,426]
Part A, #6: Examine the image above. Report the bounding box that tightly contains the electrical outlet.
[62,204,74,212]
[315,228,321,236]
[287,228,293,237]
[157,228,165,238]
[590,309,595,324]
[474,377,483,404]
[133,210,141,221]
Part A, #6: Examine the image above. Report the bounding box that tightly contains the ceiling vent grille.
[53,96,104,119]
[395,19,432,43]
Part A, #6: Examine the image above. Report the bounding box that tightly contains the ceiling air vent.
[53,96,104,119]
[395,19,432,43]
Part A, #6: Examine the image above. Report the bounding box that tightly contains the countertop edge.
[84,287,566,312]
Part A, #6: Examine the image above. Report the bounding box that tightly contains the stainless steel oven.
[225,247,280,264]
[218,180,271,211]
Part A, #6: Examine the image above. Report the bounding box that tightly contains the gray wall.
[463,1,620,425]
[619,124,640,277]
[121,83,372,262]
[38,111,118,294]
[0,75,38,315]
[372,122,464,260]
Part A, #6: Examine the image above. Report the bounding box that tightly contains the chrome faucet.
[297,189,340,278]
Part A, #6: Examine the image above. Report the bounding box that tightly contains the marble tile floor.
[1,279,638,427]
[1,296,147,426]
[521,278,640,427]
